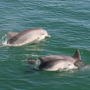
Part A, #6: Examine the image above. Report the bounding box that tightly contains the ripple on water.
[0,0,90,90]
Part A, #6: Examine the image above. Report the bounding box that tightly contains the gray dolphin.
[28,50,85,71]
[7,28,51,46]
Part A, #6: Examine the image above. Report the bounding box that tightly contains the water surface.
[0,0,90,90]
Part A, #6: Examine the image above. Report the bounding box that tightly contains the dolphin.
[7,28,51,46]
[28,50,85,71]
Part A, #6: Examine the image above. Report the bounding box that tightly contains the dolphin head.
[37,29,51,41]
[42,30,51,38]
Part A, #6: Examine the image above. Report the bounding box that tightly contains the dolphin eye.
[42,33,45,35]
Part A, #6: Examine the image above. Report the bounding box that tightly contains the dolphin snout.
[46,34,51,38]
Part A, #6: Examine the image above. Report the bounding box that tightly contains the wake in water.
[80,65,90,71]
[0,34,9,47]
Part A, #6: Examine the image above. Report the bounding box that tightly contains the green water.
[0,0,90,90]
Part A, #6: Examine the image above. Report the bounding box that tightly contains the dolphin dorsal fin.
[73,49,81,60]
[7,32,18,39]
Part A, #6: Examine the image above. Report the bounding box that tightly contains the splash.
[0,34,9,47]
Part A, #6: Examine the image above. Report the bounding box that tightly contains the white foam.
[0,34,8,46]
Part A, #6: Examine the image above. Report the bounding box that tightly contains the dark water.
[0,0,90,90]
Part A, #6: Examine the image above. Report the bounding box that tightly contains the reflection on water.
[24,40,46,51]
